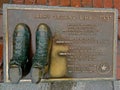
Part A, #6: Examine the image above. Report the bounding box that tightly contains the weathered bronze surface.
[31,23,52,83]
[3,4,117,82]
[9,23,30,83]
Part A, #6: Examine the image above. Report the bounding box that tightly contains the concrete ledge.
[0,81,115,90]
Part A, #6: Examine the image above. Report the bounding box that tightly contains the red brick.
[117,19,120,79]
[0,68,3,82]
[81,0,93,7]
[71,0,81,7]
[59,0,71,6]
[48,0,59,6]
[12,0,24,4]
[3,0,8,3]
[36,0,47,5]
[0,1,2,12]
[0,15,2,65]
[114,0,120,9]
[0,15,3,82]
[117,40,120,79]
[118,9,120,19]
[0,68,3,83]
[0,0,9,8]
[0,1,2,8]
[93,0,103,8]
[0,43,3,66]
[25,0,36,5]
[118,19,120,39]
[0,15,2,37]
[103,0,113,8]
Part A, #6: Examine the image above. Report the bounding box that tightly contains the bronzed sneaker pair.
[9,23,52,84]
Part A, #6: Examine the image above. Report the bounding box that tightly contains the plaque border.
[3,4,118,83]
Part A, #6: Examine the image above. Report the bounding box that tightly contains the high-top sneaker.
[9,23,30,83]
[31,23,52,83]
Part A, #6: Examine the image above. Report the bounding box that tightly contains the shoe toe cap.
[37,23,49,32]
[14,23,30,36]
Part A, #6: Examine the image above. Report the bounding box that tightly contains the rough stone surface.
[0,82,51,90]
[114,81,120,90]
[0,81,117,90]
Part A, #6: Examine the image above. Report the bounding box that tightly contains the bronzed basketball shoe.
[31,23,52,83]
[9,23,30,83]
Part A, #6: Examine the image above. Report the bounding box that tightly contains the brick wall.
[0,39,3,82]
[1,0,120,80]
[0,0,9,8]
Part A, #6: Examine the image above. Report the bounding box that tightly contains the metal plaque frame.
[3,4,118,83]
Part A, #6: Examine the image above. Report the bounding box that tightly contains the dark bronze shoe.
[31,23,52,83]
[9,23,30,83]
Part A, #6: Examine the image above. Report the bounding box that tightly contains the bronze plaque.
[3,4,118,82]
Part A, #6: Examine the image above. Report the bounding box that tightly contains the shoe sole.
[9,67,22,83]
[31,68,42,83]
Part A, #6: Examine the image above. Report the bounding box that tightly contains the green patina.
[32,23,52,69]
[31,23,52,83]
[10,23,30,67]
[9,23,30,83]
[9,23,52,83]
